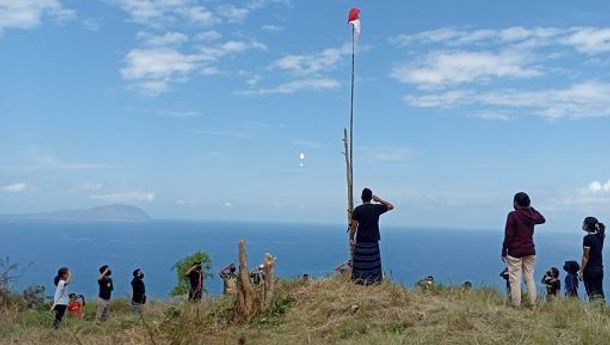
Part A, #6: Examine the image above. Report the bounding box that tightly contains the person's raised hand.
[372,195,381,202]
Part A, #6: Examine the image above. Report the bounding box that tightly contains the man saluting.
[349,188,394,285]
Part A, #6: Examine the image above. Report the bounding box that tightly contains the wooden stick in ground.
[343,128,354,257]
[343,128,354,227]
[262,253,276,309]
[236,239,256,320]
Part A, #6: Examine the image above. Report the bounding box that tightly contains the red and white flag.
[347,8,361,36]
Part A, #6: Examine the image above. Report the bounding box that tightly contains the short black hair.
[99,265,109,274]
[133,268,141,277]
[550,267,559,278]
[361,188,373,202]
[514,192,531,208]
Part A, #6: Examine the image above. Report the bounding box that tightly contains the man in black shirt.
[131,268,146,316]
[185,262,203,302]
[349,188,394,285]
[96,265,113,323]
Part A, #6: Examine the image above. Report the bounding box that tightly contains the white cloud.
[154,109,203,118]
[587,180,610,194]
[406,81,610,119]
[177,199,196,205]
[241,78,340,95]
[261,24,283,32]
[178,5,219,26]
[193,30,221,42]
[0,0,75,34]
[551,179,610,209]
[561,28,610,55]
[82,18,100,32]
[243,44,351,95]
[273,44,351,75]
[137,31,188,46]
[360,147,417,162]
[392,26,569,48]
[121,40,266,95]
[91,190,155,203]
[109,0,219,27]
[392,50,540,88]
[120,47,199,95]
[2,182,27,192]
[216,5,249,22]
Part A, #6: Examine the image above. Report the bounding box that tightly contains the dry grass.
[2,276,609,345]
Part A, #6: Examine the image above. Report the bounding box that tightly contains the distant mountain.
[0,204,151,221]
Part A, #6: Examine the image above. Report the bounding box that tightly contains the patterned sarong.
[351,241,382,285]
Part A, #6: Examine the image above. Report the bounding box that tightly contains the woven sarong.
[351,241,382,285]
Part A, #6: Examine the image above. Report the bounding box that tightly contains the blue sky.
[1,0,610,230]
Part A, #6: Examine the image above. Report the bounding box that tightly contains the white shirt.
[53,279,69,307]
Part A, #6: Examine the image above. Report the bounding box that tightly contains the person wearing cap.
[349,188,394,285]
[185,262,204,302]
[219,263,238,296]
[131,268,146,316]
[250,264,265,286]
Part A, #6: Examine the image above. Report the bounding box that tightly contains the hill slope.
[1,277,609,344]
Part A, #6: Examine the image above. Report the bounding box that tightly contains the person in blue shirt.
[563,260,580,298]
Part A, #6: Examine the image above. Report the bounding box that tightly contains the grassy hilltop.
[1,277,610,345]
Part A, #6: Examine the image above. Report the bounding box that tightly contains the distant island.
[0,204,151,222]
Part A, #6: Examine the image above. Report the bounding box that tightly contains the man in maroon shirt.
[502,192,546,307]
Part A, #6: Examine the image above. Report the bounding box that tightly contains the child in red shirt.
[67,293,86,318]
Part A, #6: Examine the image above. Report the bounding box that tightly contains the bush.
[170,251,213,297]
[22,285,45,310]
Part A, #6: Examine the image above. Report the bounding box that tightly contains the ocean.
[0,220,599,299]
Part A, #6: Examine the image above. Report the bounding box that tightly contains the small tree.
[171,251,213,297]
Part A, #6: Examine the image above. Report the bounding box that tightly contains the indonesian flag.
[348,8,361,36]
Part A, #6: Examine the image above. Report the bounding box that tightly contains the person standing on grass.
[501,192,546,307]
[51,267,71,328]
[579,217,605,302]
[219,263,238,296]
[185,262,204,302]
[563,260,580,298]
[96,265,114,322]
[131,268,146,316]
[349,188,394,285]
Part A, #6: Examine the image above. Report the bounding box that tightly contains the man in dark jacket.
[501,192,546,307]
[131,268,146,316]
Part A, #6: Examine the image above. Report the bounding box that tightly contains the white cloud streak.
[0,0,75,35]
[2,182,27,192]
[406,81,610,119]
[240,78,340,95]
[392,50,540,88]
[91,190,155,203]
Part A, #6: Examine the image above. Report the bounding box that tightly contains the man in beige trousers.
[501,192,546,307]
